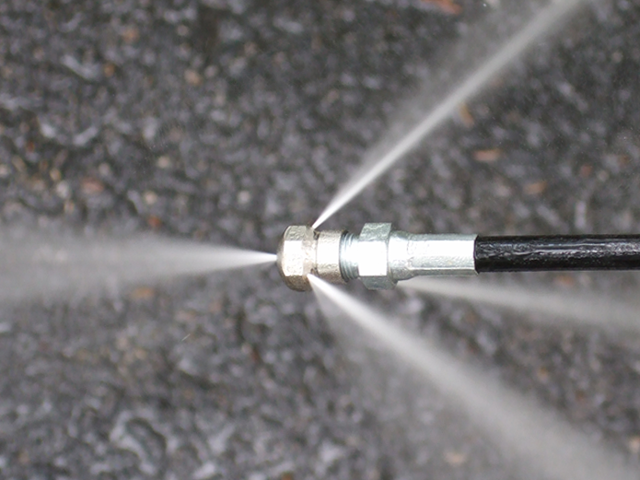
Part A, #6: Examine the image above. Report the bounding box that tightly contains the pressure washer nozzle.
[277,224,477,291]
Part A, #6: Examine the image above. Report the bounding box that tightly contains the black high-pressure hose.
[474,236,640,272]
[277,224,640,291]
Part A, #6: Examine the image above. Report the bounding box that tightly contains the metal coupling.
[277,223,477,291]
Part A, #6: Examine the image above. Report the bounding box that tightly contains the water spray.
[313,0,587,229]
[277,224,640,291]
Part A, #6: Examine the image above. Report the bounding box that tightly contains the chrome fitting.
[277,223,477,291]
[357,223,395,289]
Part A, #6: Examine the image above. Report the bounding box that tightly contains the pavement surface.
[2,0,640,479]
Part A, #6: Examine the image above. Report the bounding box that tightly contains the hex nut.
[357,223,396,289]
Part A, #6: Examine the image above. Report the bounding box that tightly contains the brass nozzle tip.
[277,225,346,291]
[277,225,316,291]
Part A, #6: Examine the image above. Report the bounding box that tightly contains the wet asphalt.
[2,0,640,479]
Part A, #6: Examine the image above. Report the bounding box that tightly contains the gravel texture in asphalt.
[2,0,640,479]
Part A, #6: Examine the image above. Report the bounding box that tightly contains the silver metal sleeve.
[388,232,478,281]
[315,230,346,284]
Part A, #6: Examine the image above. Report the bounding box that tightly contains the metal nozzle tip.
[277,225,346,292]
[277,225,316,291]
